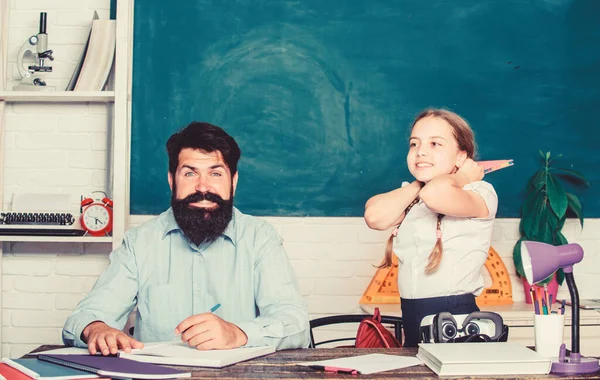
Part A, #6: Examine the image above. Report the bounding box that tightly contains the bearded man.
[62,122,310,355]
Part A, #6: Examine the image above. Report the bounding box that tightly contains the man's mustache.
[180,191,226,206]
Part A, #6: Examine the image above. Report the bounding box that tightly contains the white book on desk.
[416,342,551,376]
[118,342,275,368]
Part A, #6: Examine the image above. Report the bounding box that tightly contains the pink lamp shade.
[520,241,583,283]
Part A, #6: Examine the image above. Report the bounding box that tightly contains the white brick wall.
[1,0,113,358]
[2,0,600,360]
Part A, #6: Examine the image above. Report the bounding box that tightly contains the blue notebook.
[37,354,191,380]
[2,358,98,379]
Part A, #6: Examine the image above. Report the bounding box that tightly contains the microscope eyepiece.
[39,12,47,34]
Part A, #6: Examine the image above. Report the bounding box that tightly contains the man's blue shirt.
[62,207,310,349]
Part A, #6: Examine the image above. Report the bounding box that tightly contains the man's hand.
[82,321,144,355]
[456,158,484,186]
[175,313,248,350]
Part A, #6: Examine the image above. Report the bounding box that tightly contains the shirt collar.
[162,207,237,245]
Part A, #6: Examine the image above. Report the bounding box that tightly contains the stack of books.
[0,343,276,379]
[0,355,190,379]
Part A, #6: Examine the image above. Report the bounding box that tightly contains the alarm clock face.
[83,204,111,232]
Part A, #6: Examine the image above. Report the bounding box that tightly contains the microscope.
[13,12,55,91]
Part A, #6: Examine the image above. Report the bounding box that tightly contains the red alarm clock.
[80,191,113,236]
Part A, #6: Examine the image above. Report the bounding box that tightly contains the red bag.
[355,307,402,348]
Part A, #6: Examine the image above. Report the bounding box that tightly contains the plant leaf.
[546,151,551,160]
[526,168,545,191]
[556,268,565,286]
[566,192,584,227]
[544,218,560,245]
[522,185,542,216]
[566,191,582,210]
[557,213,567,233]
[548,154,563,164]
[537,273,556,285]
[533,201,556,243]
[546,174,568,219]
[513,237,526,278]
[539,150,545,160]
[522,195,544,238]
[556,232,568,245]
[546,207,561,233]
[541,218,555,243]
[532,199,551,241]
[551,167,591,187]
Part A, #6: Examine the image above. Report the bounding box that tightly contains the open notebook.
[118,342,275,368]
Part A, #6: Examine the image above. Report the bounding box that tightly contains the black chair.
[309,314,403,348]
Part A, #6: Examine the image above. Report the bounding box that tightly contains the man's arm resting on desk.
[236,302,310,349]
[237,225,311,350]
[62,233,139,350]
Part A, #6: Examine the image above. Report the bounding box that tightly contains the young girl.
[364,108,498,347]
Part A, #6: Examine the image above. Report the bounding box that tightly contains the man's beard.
[171,188,234,246]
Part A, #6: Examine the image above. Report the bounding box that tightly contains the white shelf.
[0,235,112,243]
[0,91,115,102]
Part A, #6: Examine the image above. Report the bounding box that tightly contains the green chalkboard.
[130,0,599,217]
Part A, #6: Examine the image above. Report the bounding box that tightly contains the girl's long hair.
[379,108,476,274]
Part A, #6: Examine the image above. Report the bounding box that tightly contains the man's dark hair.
[166,122,241,175]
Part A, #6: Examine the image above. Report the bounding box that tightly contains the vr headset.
[420,311,509,343]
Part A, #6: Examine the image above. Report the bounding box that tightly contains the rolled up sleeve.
[465,181,498,220]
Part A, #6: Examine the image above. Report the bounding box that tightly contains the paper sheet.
[297,353,422,375]
[12,193,74,212]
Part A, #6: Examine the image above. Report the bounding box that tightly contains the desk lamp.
[520,240,600,374]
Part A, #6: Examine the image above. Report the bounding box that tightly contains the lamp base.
[552,352,600,374]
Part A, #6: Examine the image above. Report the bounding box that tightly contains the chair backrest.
[309,314,403,348]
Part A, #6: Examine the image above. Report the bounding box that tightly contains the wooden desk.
[29,345,600,379]
[360,303,600,356]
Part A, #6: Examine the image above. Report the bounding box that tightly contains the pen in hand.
[172,303,221,343]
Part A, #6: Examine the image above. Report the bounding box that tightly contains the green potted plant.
[513,151,590,302]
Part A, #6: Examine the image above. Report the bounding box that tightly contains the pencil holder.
[534,313,565,358]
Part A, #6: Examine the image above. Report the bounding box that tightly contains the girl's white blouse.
[393,180,498,299]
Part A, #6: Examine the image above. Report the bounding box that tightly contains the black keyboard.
[0,211,85,236]
[0,212,76,225]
